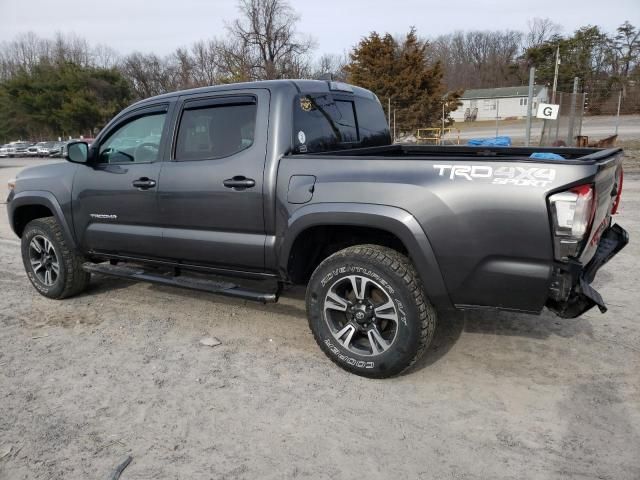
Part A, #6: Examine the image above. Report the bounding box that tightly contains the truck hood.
[15,161,78,194]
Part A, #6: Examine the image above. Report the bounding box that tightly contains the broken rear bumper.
[547,223,629,319]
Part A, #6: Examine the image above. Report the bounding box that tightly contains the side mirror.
[66,141,89,164]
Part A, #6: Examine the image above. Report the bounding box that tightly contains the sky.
[1,0,638,57]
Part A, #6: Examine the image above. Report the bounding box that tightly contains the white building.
[450,85,549,122]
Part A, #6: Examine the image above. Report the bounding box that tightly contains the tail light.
[611,167,623,215]
[548,184,596,260]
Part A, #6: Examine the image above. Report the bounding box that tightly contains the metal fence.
[539,91,586,147]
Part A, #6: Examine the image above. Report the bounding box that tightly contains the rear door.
[157,89,269,271]
[72,103,171,257]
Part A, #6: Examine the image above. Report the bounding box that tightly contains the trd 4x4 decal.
[433,164,556,187]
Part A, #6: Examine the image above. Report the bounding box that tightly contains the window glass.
[335,100,358,142]
[99,113,166,164]
[175,103,256,161]
[293,94,390,154]
[352,96,391,147]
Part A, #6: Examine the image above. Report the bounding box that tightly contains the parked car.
[34,141,56,157]
[26,144,40,156]
[7,142,30,157]
[6,80,628,378]
[48,142,66,157]
[0,144,9,158]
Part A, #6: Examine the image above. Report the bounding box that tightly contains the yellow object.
[416,128,460,145]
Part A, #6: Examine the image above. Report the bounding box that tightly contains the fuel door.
[287,175,316,204]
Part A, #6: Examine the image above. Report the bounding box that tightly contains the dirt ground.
[0,154,639,480]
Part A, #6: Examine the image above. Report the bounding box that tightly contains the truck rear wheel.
[21,217,90,299]
[306,244,436,378]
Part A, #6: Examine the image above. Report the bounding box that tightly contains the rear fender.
[278,203,453,310]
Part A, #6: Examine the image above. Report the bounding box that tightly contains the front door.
[157,90,269,271]
[72,104,171,258]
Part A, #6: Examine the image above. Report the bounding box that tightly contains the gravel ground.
[0,156,639,480]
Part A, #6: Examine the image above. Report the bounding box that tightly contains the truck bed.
[294,144,622,165]
[279,144,623,314]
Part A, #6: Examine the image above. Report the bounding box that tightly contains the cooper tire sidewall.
[307,256,421,377]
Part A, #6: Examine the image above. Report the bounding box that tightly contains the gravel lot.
[0,155,639,480]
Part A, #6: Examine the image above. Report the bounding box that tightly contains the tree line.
[0,0,637,141]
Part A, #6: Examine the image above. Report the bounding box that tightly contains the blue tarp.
[529,152,565,160]
[467,136,512,147]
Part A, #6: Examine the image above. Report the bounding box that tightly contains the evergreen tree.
[345,28,458,134]
[0,62,131,141]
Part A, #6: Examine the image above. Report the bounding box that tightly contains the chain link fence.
[381,79,638,147]
[539,91,586,147]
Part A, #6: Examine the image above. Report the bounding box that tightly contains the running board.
[82,263,279,303]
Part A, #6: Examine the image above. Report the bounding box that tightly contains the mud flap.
[549,224,628,319]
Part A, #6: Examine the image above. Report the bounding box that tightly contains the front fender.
[7,190,77,250]
[278,203,453,310]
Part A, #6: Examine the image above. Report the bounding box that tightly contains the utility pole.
[525,66,535,147]
[387,97,391,128]
[393,108,396,141]
[539,46,560,146]
[495,99,500,138]
[615,90,622,136]
[551,45,560,103]
[567,76,579,146]
[441,100,445,145]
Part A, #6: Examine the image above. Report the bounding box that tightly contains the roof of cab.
[128,79,376,110]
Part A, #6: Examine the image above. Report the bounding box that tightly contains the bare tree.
[226,0,315,80]
[614,21,640,79]
[313,53,348,81]
[525,17,562,49]
[432,30,523,90]
[51,32,91,66]
[120,52,178,98]
[0,31,121,79]
[92,44,120,69]
[190,39,227,86]
[0,32,49,77]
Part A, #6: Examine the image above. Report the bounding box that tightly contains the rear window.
[293,93,390,153]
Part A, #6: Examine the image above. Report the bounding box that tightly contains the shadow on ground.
[84,274,596,372]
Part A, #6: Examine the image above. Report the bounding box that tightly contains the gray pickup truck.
[6,80,628,377]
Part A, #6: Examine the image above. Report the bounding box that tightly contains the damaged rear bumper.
[547,223,629,319]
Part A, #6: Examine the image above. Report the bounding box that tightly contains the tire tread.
[24,217,89,299]
[307,244,436,377]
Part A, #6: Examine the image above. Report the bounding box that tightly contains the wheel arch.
[278,203,453,310]
[9,191,77,250]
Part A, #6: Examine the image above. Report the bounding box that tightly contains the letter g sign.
[536,103,559,120]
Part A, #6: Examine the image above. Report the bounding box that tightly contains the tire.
[306,244,436,378]
[21,217,90,299]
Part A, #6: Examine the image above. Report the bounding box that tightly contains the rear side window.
[175,103,257,161]
[353,96,392,147]
[293,93,390,153]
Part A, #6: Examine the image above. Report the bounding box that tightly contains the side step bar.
[82,263,279,303]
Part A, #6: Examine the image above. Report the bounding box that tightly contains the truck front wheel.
[306,244,436,378]
[21,217,90,299]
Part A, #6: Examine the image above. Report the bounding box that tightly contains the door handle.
[223,176,256,190]
[132,177,157,189]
